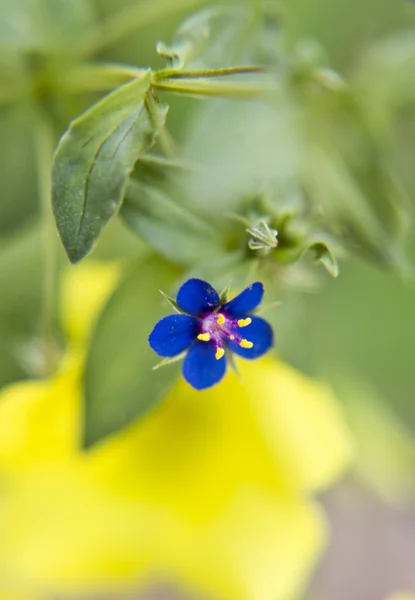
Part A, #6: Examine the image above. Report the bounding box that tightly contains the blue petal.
[182,341,227,390]
[222,282,264,316]
[149,314,198,357]
[227,316,273,359]
[176,278,220,316]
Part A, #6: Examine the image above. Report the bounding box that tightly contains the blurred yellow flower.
[386,594,415,600]
[0,263,353,600]
[60,261,122,346]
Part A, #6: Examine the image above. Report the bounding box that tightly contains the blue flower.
[149,279,274,390]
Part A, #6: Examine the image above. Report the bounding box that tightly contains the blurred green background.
[1,0,414,417]
[0,0,415,597]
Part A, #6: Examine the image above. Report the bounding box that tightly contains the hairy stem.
[151,79,274,99]
[156,65,270,80]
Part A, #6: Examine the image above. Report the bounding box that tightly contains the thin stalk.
[138,153,197,170]
[79,0,206,59]
[156,65,270,80]
[56,63,145,94]
[34,114,57,375]
[151,80,273,100]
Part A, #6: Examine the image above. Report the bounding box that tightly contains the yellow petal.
[0,355,82,470]
[60,261,121,345]
[0,462,326,600]
[386,594,415,600]
[0,332,349,600]
[87,367,295,519]
[0,463,166,595]
[240,356,354,492]
[161,491,327,600]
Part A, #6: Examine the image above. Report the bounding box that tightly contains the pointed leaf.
[83,255,181,447]
[159,289,181,313]
[219,282,231,304]
[308,241,339,278]
[52,71,168,263]
[157,5,251,70]
[152,352,186,371]
[121,179,221,266]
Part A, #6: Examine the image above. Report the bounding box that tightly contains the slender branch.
[56,63,146,94]
[34,114,58,375]
[79,0,206,59]
[156,65,271,80]
[151,80,274,100]
[138,153,200,171]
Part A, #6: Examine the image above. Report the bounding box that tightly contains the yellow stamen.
[240,339,253,349]
[237,317,252,328]
[197,332,211,342]
[217,314,225,325]
[229,334,235,340]
[215,347,225,360]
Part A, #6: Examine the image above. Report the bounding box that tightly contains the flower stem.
[55,63,145,94]
[156,65,270,80]
[34,113,57,375]
[151,79,274,100]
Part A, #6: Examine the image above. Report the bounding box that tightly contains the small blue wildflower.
[148,278,273,390]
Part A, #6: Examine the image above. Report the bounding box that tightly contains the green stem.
[34,114,57,375]
[138,153,198,170]
[56,63,145,94]
[156,65,270,80]
[79,0,206,59]
[151,80,273,100]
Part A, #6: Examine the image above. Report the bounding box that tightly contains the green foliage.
[0,0,414,443]
[83,255,180,447]
[156,5,251,70]
[308,241,339,278]
[121,178,222,266]
[52,71,167,263]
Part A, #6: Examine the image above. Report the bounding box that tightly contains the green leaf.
[308,241,339,278]
[52,71,167,263]
[83,255,181,447]
[121,179,222,266]
[219,282,231,304]
[156,5,251,71]
[159,289,181,313]
[152,352,186,371]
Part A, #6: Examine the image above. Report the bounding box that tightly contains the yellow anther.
[229,334,235,340]
[215,347,225,360]
[197,332,211,342]
[237,317,252,328]
[240,339,253,349]
[217,314,225,325]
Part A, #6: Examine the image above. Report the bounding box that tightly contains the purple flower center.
[197,312,253,360]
